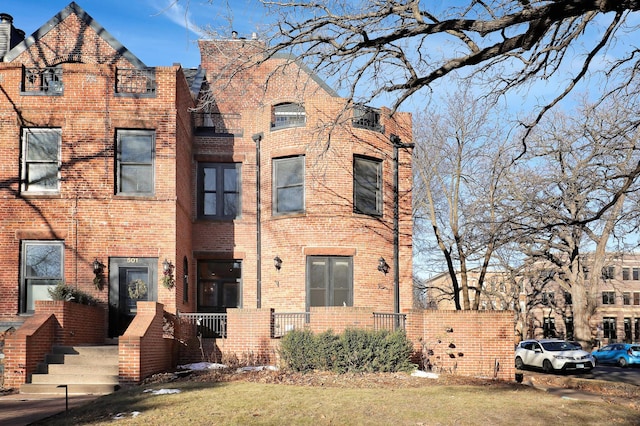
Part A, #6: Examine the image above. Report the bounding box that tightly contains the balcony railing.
[373,312,406,332]
[116,68,156,95]
[272,312,310,338]
[192,112,243,136]
[22,67,64,95]
[177,311,403,339]
[179,312,227,338]
[352,105,384,133]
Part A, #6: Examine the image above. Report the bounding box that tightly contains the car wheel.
[618,357,628,368]
[542,359,554,373]
[515,356,524,370]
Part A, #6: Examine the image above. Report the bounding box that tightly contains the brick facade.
[0,2,513,387]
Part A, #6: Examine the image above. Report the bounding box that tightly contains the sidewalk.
[0,392,101,426]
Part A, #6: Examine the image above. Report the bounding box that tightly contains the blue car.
[592,343,640,368]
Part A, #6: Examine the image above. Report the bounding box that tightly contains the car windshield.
[541,341,580,351]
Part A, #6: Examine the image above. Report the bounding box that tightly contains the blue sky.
[4,0,266,67]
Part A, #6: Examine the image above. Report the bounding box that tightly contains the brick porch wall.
[119,301,175,384]
[177,308,516,382]
[33,300,106,346]
[3,300,107,390]
[406,310,515,381]
[3,313,57,390]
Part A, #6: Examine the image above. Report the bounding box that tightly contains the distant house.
[0,3,413,344]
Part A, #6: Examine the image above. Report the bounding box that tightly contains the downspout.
[391,134,414,317]
[253,133,263,308]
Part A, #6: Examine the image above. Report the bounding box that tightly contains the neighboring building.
[424,255,640,345]
[423,269,518,312]
[0,2,413,339]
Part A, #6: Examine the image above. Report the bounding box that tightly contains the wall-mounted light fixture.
[378,257,390,275]
[274,255,282,271]
[93,258,104,275]
[92,258,105,290]
[162,259,175,289]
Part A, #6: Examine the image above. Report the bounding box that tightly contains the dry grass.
[33,370,640,426]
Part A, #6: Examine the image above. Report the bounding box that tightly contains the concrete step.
[30,373,119,385]
[19,383,120,395]
[22,345,121,396]
[46,363,118,375]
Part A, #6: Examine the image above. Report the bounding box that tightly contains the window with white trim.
[20,241,64,313]
[21,128,61,193]
[116,130,155,195]
[271,103,306,129]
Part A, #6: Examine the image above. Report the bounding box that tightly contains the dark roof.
[183,66,206,98]
[3,1,146,67]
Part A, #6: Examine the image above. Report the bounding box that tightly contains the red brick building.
[0,2,413,342]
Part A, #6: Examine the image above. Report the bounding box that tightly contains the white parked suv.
[515,339,595,373]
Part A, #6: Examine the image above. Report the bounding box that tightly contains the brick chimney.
[0,13,25,61]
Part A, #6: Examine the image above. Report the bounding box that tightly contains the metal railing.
[373,312,406,332]
[177,311,403,339]
[272,312,310,338]
[179,312,227,338]
[192,112,242,135]
[116,68,156,95]
[22,67,64,94]
[352,105,383,132]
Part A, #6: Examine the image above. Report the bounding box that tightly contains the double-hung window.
[307,256,353,309]
[198,163,241,219]
[602,291,615,305]
[116,130,155,195]
[21,128,61,193]
[273,156,304,215]
[21,241,64,313]
[353,156,382,216]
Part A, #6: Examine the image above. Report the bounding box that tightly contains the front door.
[109,257,157,337]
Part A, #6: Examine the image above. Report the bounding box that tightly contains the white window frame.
[21,128,62,193]
[20,240,64,313]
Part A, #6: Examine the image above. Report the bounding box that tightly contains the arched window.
[271,102,306,129]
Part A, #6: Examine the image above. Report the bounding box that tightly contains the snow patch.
[177,362,227,371]
[143,388,182,395]
[411,370,439,379]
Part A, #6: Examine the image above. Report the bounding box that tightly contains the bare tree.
[507,93,640,349]
[258,1,640,121]
[413,83,518,310]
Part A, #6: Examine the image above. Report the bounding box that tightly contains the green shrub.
[48,282,98,306]
[278,329,317,372]
[279,328,415,373]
